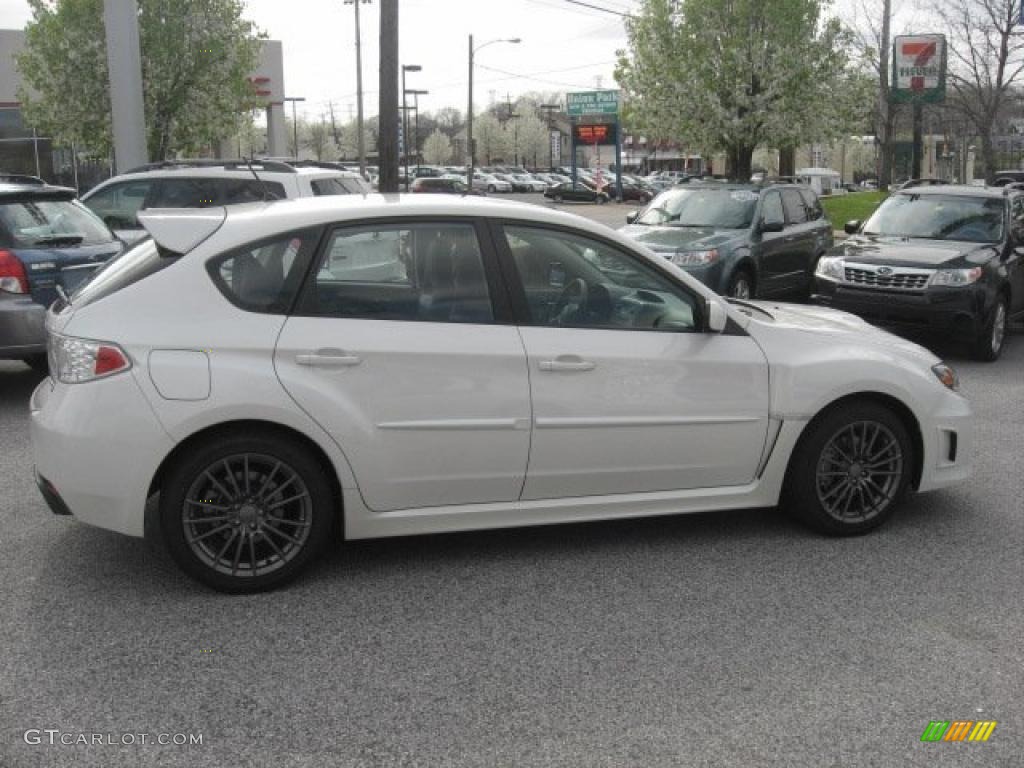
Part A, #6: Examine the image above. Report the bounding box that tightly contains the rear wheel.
[160,431,335,593]
[971,294,1007,362]
[553,194,563,203]
[487,184,496,193]
[785,402,914,535]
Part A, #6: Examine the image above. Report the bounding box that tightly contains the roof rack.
[257,158,361,173]
[124,158,299,174]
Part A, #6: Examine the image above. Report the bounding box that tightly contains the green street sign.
[567,90,620,116]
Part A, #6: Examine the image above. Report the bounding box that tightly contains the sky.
[0,0,917,121]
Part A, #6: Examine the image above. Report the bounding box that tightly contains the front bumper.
[813,280,984,339]
[0,292,46,359]
[917,387,973,493]
[30,373,175,537]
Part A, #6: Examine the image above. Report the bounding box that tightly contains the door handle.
[296,350,362,367]
[539,355,595,372]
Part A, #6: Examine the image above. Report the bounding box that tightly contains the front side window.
[799,188,823,220]
[635,187,758,228]
[781,189,808,224]
[502,225,699,332]
[760,192,785,227]
[304,222,494,324]
[863,194,1005,242]
[208,229,318,313]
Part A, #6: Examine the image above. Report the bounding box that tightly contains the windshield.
[862,194,1005,242]
[636,188,757,228]
[0,198,114,247]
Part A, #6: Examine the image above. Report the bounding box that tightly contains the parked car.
[81,159,370,244]
[411,177,484,196]
[544,182,610,204]
[991,170,1024,187]
[1,180,122,372]
[511,173,548,193]
[30,194,972,592]
[471,173,512,193]
[492,173,532,192]
[601,181,653,203]
[620,182,832,299]
[813,184,1024,361]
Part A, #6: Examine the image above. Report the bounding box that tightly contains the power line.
[476,62,612,90]
[559,0,632,17]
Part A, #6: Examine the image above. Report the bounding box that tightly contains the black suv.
[620,182,833,299]
[812,184,1024,361]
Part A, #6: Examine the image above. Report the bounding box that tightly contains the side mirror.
[704,297,728,333]
[844,219,862,235]
[760,219,785,234]
[626,211,639,224]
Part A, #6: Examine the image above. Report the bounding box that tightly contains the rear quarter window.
[310,177,370,196]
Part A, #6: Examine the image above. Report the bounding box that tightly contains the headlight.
[669,249,719,266]
[930,267,982,287]
[815,256,844,281]
[931,362,959,391]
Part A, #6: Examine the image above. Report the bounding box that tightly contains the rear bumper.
[30,373,175,537]
[812,281,984,339]
[0,293,46,358]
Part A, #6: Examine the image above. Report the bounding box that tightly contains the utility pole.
[102,0,147,170]
[541,103,559,172]
[408,89,428,175]
[284,96,306,158]
[344,0,370,179]
[466,35,521,188]
[328,101,341,149]
[879,0,893,191]
[506,93,520,168]
[378,0,399,192]
[401,65,422,191]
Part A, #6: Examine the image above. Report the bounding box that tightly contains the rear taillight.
[48,333,131,383]
[0,249,29,293]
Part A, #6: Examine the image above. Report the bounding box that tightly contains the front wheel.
[160,432,335,593]
[785,402,914,535]
[971,294,1007,362]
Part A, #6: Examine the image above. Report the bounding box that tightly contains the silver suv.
[81,159,369,243]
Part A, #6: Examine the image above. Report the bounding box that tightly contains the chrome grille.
[843,264,932,291]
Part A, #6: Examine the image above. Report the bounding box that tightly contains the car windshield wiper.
[32,235,85,246]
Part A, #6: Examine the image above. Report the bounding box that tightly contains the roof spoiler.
[137,207,227,254]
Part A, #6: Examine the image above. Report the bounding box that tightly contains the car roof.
[894,184,1007,199]
[138,193,634,254]
[0,182,77,201]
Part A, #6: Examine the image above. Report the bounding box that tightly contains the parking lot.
[0,191,1022,767]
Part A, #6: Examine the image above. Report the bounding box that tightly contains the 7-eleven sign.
[893,34,946,103]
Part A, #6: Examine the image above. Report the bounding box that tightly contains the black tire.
[553,194,563,202]
[971,294,1008,362]
[784,401,914,535]
[160,430,335,593]
[597,194,609,204]
[487,184,496,193]
[727,269,754,300]
[23,354,49,375]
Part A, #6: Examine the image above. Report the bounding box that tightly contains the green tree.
[616,0,861,179]
[17,0,263,161]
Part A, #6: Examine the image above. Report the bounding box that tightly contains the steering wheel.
[551,278,589,324]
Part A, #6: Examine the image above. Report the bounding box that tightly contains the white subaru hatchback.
[30,195,972,592]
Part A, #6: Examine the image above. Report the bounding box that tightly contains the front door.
[274,219,532,512]
[495,222,771,500]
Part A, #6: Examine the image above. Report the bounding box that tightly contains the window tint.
[502,225,698,331]
[781,189,807,224]
[154,178,221,208]
[218,178,286,204]
[83,180,153,229]
[761,192,784,226]
[208,229,318,313]
[310,176,370,196]
[799,188,823,220]
[0,199,114,247]
[305,223,494,323]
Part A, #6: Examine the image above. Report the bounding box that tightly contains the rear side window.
[82,180,154,229]
[152,178,286,207]
[781,189,807,224]
[208,229,319,313]
[310,177,370,196]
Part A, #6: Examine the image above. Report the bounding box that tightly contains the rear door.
[778,188,815,292]
[274,218,532,512]
[755,190,791,296]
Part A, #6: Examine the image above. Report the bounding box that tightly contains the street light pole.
[541,103,559,172]
[284,96,306,158]
[401,65,421,191]
[343,0,371,180]
[407,89,428,176]
[467,35,520,189]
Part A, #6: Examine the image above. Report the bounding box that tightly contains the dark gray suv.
[619,182,833,298]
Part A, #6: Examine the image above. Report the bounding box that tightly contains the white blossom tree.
[422,129,452,164]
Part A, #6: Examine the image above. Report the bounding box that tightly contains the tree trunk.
[980,132,997,185]
[778,147,795,177]
[728,144,755,181]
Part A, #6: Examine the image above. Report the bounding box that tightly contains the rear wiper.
[33,235,84,246]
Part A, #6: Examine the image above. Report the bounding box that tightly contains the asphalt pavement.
[1,200,1022,766]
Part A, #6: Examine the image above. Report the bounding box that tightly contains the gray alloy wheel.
[161,433,333,592]
[728,271,753,300]
[972,295,1008,362]
[785,401,913,535]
